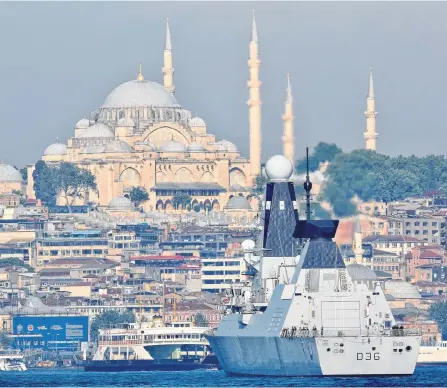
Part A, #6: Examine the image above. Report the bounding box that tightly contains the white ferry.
[84,315,219,371]
[0,353,27,371]
[418,341,447,364]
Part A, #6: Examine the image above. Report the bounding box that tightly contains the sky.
[0,2,446,167]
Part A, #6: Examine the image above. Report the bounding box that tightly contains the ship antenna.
[304,147,313,221]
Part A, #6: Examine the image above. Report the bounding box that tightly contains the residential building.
[201,257,247,293]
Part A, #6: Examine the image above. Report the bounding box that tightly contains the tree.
[129,186,149,207]
[296,142,342,173]
[12,189,26,206]
[0,331,11,349]
[253,174,268,194]
[33,161,58,205]
[430,301,447,340]
[55,162,97,212]
[90,310,136,341]
[172,192,192,210]
[194,313,209,327]
[19,167,28,183]
[0,258,34,272]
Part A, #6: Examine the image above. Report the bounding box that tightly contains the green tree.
[33,161,58,205]
[129,186,149,207]
[430,301,447,339]
[0,330,11,349]
[312,203,332,219]
[253,174,268,194]
[55,162,97,212]
[296,142,342,173]
[90,310,136,341]
[172,192,192,210]
[0,258,34,272]
[194,313,209,327]
[19,167,28,183]
[11,190,26,206]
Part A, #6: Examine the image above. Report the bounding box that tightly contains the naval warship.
[207,151,421,376]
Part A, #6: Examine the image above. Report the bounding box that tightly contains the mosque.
[24,14,283,213]
[14,14,377,214]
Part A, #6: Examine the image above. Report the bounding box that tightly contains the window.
[423,222,428,227]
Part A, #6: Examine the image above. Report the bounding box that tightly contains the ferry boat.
[84,315,219,372]
[0,353,27,371]
[206,153,421,376]
[418,341,447,364]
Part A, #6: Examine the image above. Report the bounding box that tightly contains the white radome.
[265,155,293,181]
[241,239,256,251]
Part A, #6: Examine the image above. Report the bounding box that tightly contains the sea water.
[0,366,446,387]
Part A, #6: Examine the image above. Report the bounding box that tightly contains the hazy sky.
[0,2,446,167]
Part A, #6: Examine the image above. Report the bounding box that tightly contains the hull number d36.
[357,353,380,361]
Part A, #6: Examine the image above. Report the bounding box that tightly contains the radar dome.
[241,239,255,251]
[265,155,293,181]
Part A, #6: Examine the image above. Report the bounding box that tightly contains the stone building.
[26,15,295,214]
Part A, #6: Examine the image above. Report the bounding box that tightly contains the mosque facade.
[19,15,377,213]
[26,16,279,213]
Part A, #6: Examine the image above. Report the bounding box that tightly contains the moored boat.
[84,316,220,372]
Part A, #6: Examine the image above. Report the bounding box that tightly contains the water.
[0,366,446,387]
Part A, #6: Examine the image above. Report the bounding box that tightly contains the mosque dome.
[384,280,421,299]
[79,123,114,138]
[75,118,90,129]
[80,145,106,154]
[230,184,243,192]
[103,80,179,108]
[159,140,187,153]
[108,196,134,210]
[224,196,252,210]
[0,164,22,182]
[116,117,135,127]
[265,155,293,181]
[346,264,377,281]
[190,117,206,127]
[135,141,156,151]
[187,142,206,152]
[104,140,134,153]
[241,239,256,251]
[44,142,67,156]
[215,140,238,152]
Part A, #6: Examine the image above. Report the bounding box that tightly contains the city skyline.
[0,2,446,166]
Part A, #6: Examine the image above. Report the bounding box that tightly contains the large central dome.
[103,80,179,108]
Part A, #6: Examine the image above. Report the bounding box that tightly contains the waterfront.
[0,366,446,387]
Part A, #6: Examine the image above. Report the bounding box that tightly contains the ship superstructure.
[86,316,218,371]
[207,153,421,376]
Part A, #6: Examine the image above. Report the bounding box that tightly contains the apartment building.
[201,257,247,293]
[387,215,446,245]
[36,229,108,266]
[363,235,425,256]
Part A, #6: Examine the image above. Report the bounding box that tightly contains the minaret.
[352,216,364,265]
[163,18,175,93]
[364,66,378,150]
[282,73,294,163]
[248,10,262,183]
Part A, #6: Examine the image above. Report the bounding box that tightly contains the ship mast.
[304,147,313,221]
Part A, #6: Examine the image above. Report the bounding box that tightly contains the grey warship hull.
[207,155,420,377]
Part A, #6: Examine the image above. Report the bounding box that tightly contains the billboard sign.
[13,315,89,351]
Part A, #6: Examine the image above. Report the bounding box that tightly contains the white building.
[201,257,247,293]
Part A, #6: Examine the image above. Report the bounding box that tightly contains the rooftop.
[364,235,424,243]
